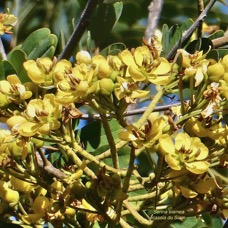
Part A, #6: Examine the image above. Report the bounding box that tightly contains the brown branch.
[145,0,164,39]
[166,0,217,59]
[212,35,228,48]
[36,149,66,180]
[197,0,204,39]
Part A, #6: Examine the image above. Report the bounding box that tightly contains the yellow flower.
[114,76,149,103]
[23,57,72,87]
[7,94,62,137]
[0,74,32,104]
[119,114,168,148]
[202,82,222,118]
[159,132,209,174]
[0,11,17,35]
[184,117,225,140]
[56,63,94,103]
[119,46,171,85]
[179,49,209,86]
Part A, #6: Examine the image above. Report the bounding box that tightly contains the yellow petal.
[7,74,21,84]
[54,59,72,73]
[18,122,41,137]
[131,90,150,99]
[195,68,204,87]
[194,177,217,194]
[119,49,137,67]
[185,161,209,174]
[165,154,181,170]
[175,133,191,151]
[152,58,171,75]
[24,60,44,84]
[159,134,175,155]
[7,116,27,129]
[180,186,198,198]
[134,46,152,66]
[129,66,146,81]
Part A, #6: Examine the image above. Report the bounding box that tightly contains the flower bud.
[2,188,20,207]
[76,51,91,64]
[70,181,86,199]
[99,78,114,96]
[65,207,76,216]
[33,196,51,214]
[207,62,225,82]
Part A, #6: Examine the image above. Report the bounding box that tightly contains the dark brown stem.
[166,0,217,60]
[57,0,102,60]
[197,0,204,39]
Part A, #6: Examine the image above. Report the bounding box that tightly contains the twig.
[166,0,217,60]
[36,148,67,179]
[123,201,153,226]
[79,102,181,120]
[212,35,228,48]
[57,0,101,60]
[0,37,7,60]
[197,0,204,39]
[145,0,164,40]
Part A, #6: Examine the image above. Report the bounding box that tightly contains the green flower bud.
[207,62,225,82]
[70,181,86,200]
[99,78,114,96]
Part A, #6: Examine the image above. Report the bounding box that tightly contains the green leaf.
[21,28,51,55]
[79,119,122,153]
[161,19,194,57]
[0,61,5,80]
[20,28,57,59]
[170,217,205,228]
[28,34,57,59]
[207,30,224,40]
[2,60,17,76]
[90,2,123,46]
[207,49,228,61]
[7,49,30,83]
[102,145,131,169]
